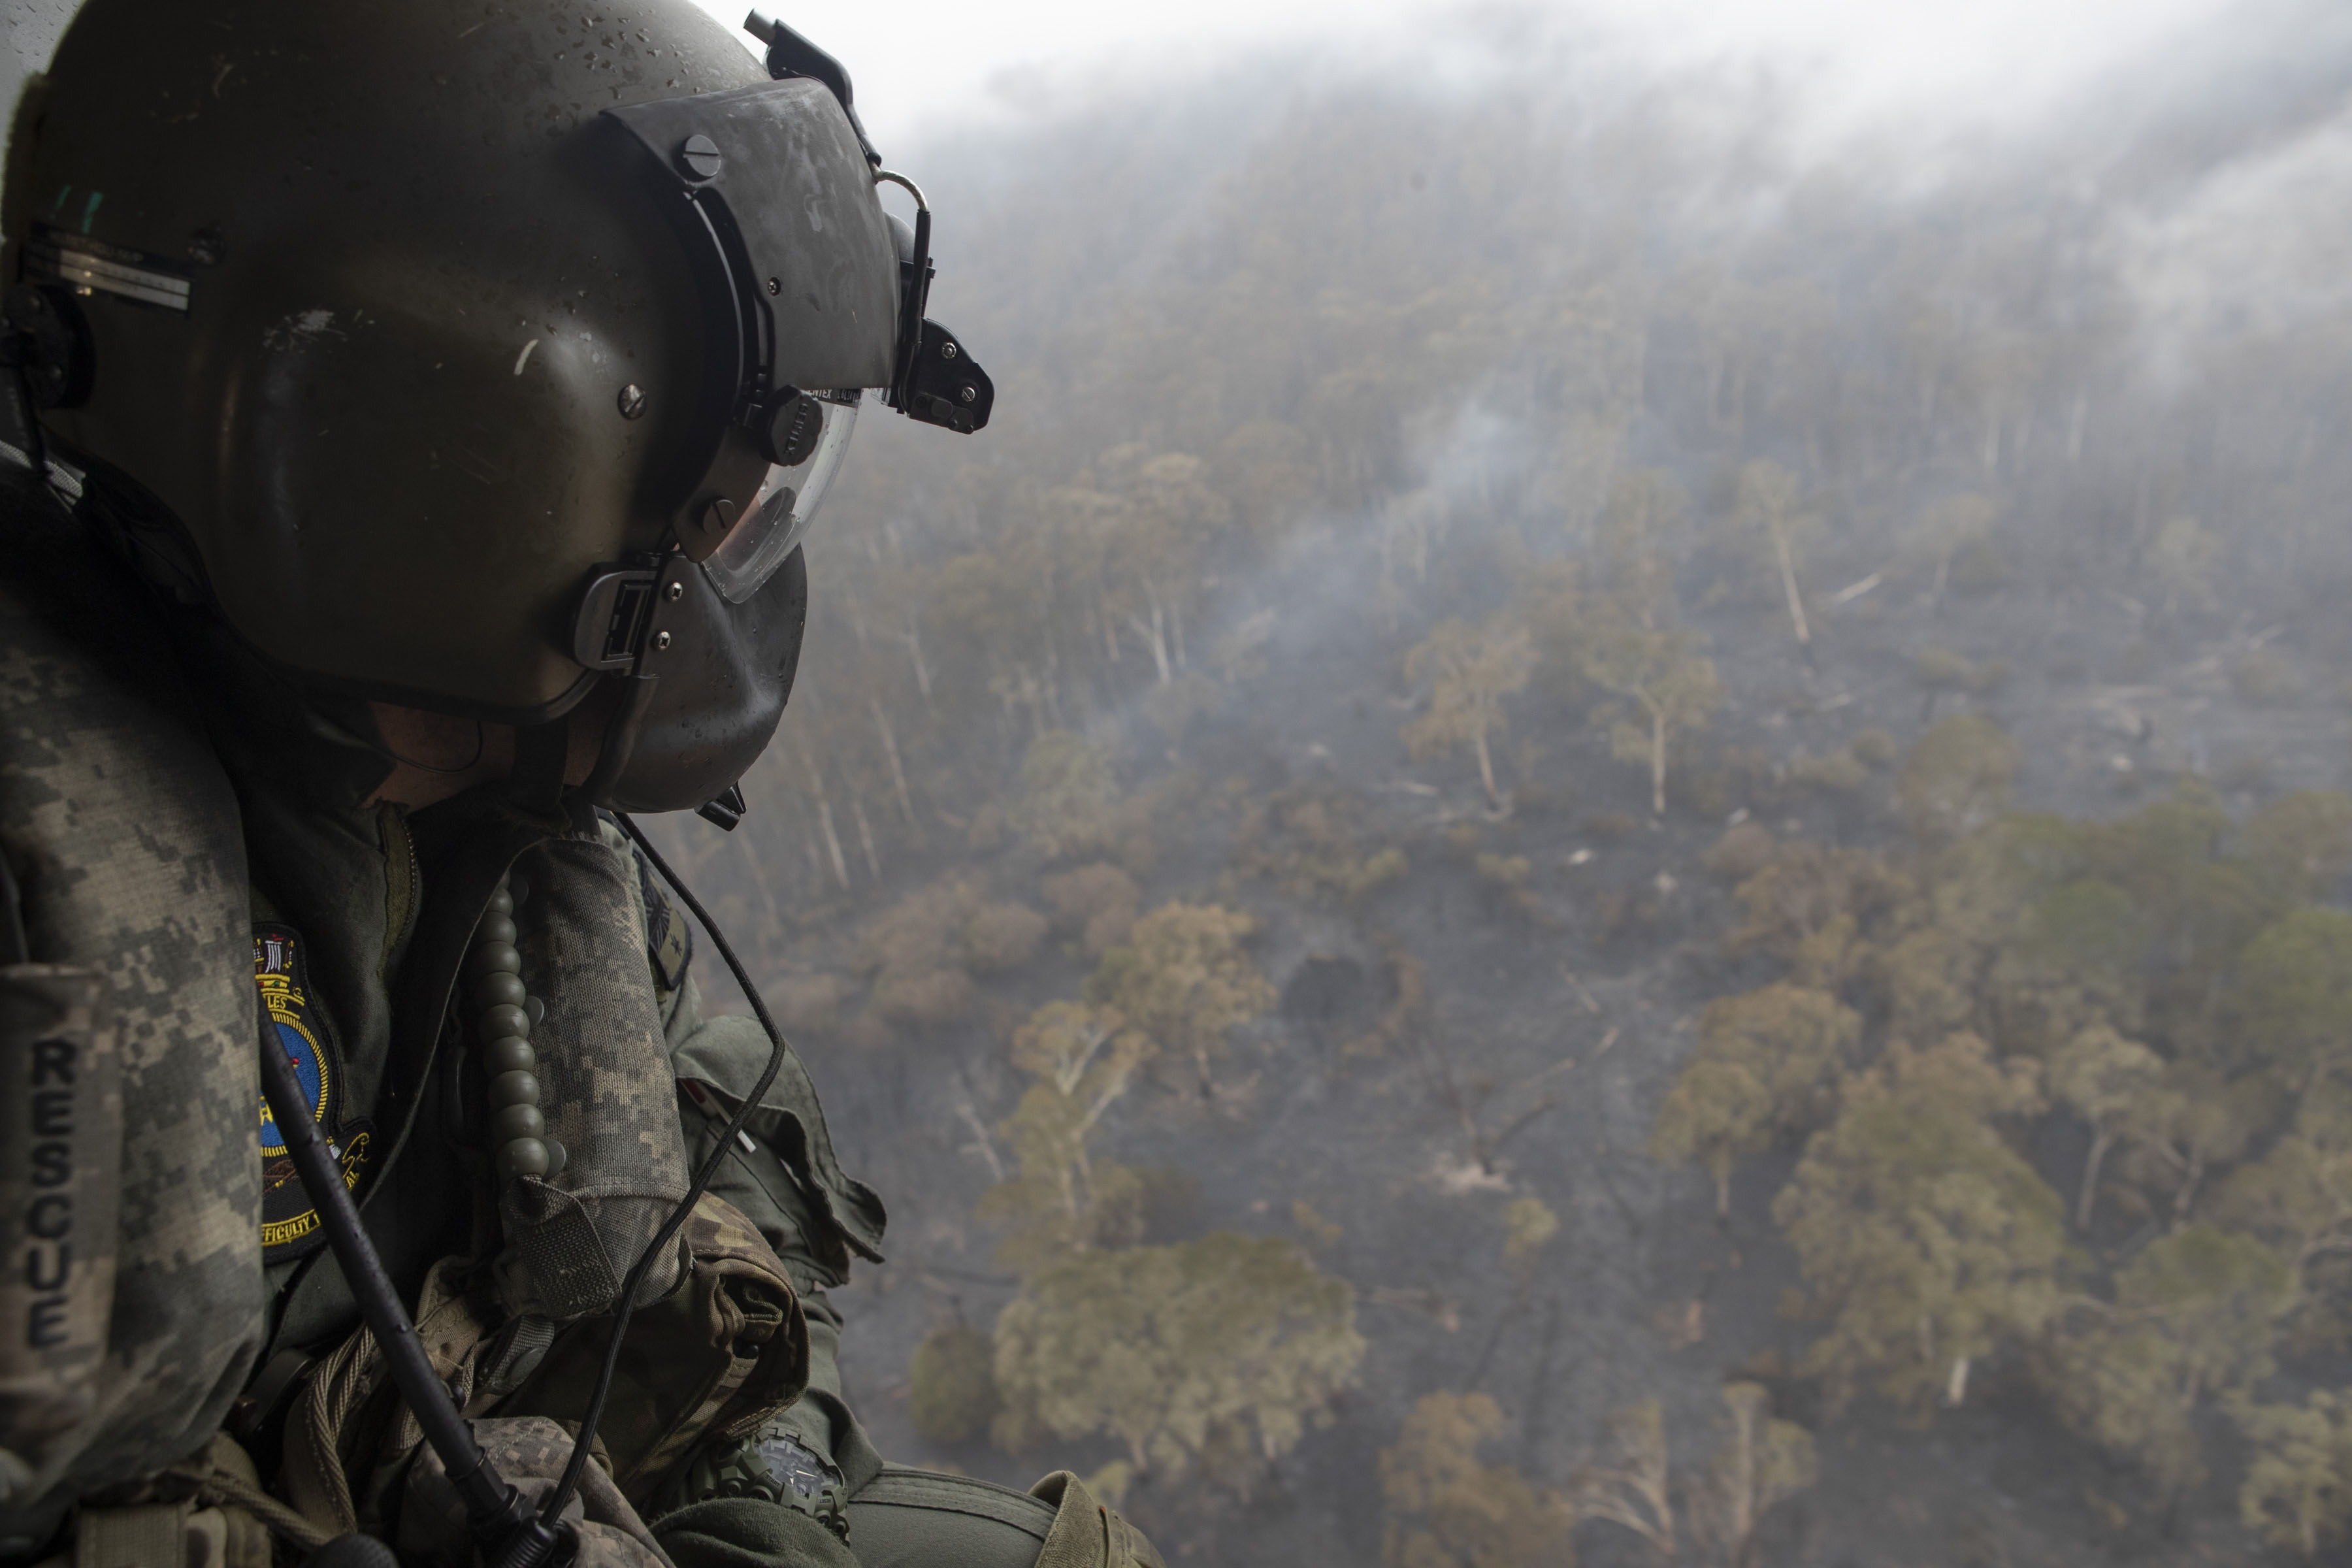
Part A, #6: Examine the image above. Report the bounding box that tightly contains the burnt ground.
[698,520,2351,1566]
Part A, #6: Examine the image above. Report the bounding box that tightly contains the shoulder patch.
[632,843,694,994]
[253,923,372,1263]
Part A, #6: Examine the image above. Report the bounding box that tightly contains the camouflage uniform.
[0,475,1159,1566]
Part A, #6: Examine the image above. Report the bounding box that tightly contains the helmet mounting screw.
[676,133,723,182]
[765,276,781,296]
[616,383,647,419]
[653,631,674,651]
[666,580,685,601]
[960,385,977,403]
[939,340,958,359]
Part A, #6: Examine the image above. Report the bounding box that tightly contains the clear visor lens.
[703,389,862,603]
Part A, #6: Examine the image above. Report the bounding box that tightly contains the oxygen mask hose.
[257,1013,574,1567]
[539,811,796,1526]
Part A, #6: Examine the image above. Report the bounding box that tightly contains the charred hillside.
[649,8,2352,1561]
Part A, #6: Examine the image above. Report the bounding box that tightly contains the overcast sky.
[5,0,2244,184]
[688,0,2237,157]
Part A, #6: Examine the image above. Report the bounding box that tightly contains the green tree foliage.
[1732,459,1821,649]
[1576,604,1723,817]
[1086,903,1275,1094]
[1870,925,1984,1044]
[2240,791,2352,903]
[2046,1226,2291,1501]
[1652,984,1863,1217]
[1895,715,2020,847]
[2236,907,2352,1088]
[2238,1392,2352,1558]
[1012,730,1124,861]
[2210,1085,2352,1299]
[1041,862,1143,957]
[1573,1385,1818,1568]
[860,877,1050,1027]
[979,1001,1151,1272]
[1379,1392,1576,1568]
[992,1234,1365,1483]
[909,1323,1001,1445]
[1903,493,1999,612]
[1986,877,2148,1053]
[1690,1384,1819,1568]
[1501,1195,1560,1282]
[1233,787,1407,904]
[1402,613,1538,809]
[2048,1024,2166,1230]
[1774,1034,2061,1413]
[2109,1062,2278,1225]
[1725,841,1910,990]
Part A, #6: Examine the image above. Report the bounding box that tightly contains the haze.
[10,1,2352,1564]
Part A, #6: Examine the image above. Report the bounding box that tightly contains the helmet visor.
[703,388,862,603]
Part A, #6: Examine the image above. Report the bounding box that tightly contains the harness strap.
[71,1502,185,1568]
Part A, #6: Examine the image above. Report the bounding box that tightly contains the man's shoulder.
[0,464,212,750]
[0,463,246,951]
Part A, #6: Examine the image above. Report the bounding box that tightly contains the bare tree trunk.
[872,700,917,824]
[850,791,882,882]
[1771,522,1812,646]
[1947,1353,1970,1407]
[1473,719,1501,808]
[2175,1149,2206,1222]
[802,753,851,890]
[816,800,851,890]
[898,625,934,708]
[741,821,785,939]
[1650,709,1669,817]
[954,1100,1006,1182]
[1722,1393,1759,1564]
[1145,580,1175,683]
[1043,642,1066,730]
[1124,608,1171,684]
[2076,1128,2115,1231]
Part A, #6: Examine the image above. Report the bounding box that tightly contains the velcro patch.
[253,924,371,1263]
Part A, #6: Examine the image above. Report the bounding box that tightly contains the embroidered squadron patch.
[253,924,372,1262]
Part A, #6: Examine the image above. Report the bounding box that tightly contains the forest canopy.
[642,4,2352,1561]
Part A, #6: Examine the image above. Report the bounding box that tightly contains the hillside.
[647,7,2352,1560]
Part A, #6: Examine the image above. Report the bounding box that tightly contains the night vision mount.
[743,10,993,435]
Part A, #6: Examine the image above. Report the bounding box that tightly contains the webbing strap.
[73,1501,187,1568]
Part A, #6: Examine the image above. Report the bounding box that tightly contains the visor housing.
[705,388,860,602]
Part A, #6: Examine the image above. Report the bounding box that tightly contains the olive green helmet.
[2,0,989,811]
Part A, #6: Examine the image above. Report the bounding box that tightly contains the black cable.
[541,810,794,1522]
[258,1012,567,1565]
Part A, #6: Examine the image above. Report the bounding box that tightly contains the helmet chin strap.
[576,672,661,808]
[504,711,574,827]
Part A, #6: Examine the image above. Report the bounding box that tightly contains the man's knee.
[843,1467,1164,1568]
[842,1469,1053,1568]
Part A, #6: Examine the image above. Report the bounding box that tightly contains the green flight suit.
[0,466,1156,1566]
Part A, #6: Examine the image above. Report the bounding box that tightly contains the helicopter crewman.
[0,3,1156,1564]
